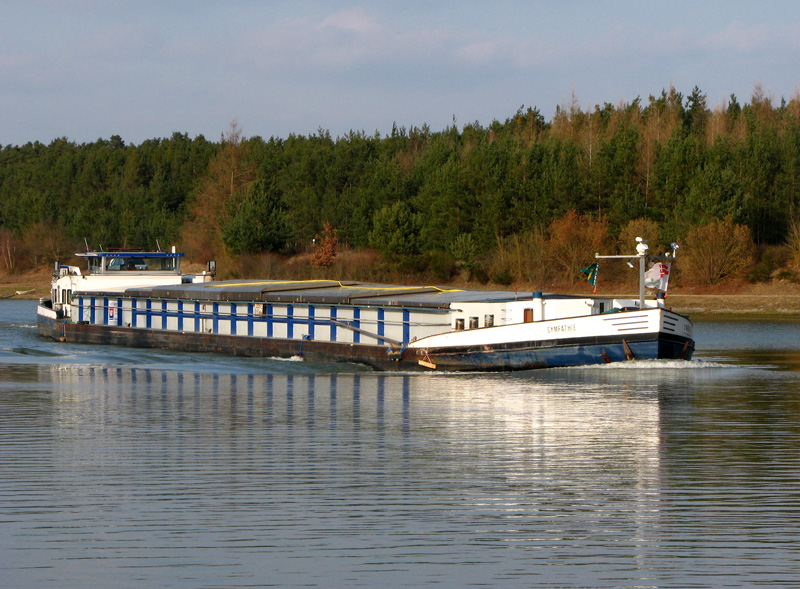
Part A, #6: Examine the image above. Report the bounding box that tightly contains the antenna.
[84,237,90,252]
[156,240,162,252]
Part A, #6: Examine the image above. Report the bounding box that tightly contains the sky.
[2,1,799,146]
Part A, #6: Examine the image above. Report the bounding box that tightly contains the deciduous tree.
[682,218,755,284]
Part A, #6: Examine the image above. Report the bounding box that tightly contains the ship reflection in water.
[3,358,800,587]
[42,364,670,474]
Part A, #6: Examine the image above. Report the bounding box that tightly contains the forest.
[2,85,800,288]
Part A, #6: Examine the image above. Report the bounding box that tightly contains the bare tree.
[181,120,255,267]
[0,229,18,274]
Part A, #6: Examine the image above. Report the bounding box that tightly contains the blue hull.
[421,333,694,371]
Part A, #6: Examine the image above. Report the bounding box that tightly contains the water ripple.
[3,301,800,587]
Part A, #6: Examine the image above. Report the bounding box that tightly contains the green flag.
[580,262,598,293]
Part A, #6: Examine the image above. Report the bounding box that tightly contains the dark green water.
[2,300,799,587]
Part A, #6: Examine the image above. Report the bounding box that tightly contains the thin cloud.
[317,7,382,34]
[701,21,789,53]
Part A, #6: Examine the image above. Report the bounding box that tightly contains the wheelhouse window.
[107,257,146,271]
[145,257,179,271]
[88,255,181,273]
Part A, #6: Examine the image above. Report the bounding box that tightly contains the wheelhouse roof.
[76,251,184,258]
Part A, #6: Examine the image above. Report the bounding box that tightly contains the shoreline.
[3,273,800,317]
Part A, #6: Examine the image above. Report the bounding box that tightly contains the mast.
[595,238,679,309]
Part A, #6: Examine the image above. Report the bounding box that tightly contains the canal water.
[2,299,800,587]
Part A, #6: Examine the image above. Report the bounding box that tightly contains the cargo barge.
[37,241,694,371]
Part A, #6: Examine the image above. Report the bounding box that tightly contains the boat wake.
[570,358,731,370]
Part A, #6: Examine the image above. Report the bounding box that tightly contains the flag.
[580,262,598,293]
[644,262,671,291]
[658,262,671,291]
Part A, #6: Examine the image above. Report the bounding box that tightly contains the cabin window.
[524,308,533,323]
[485,314,494,327]
[469,317,479,329]
[455,318,464,331]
